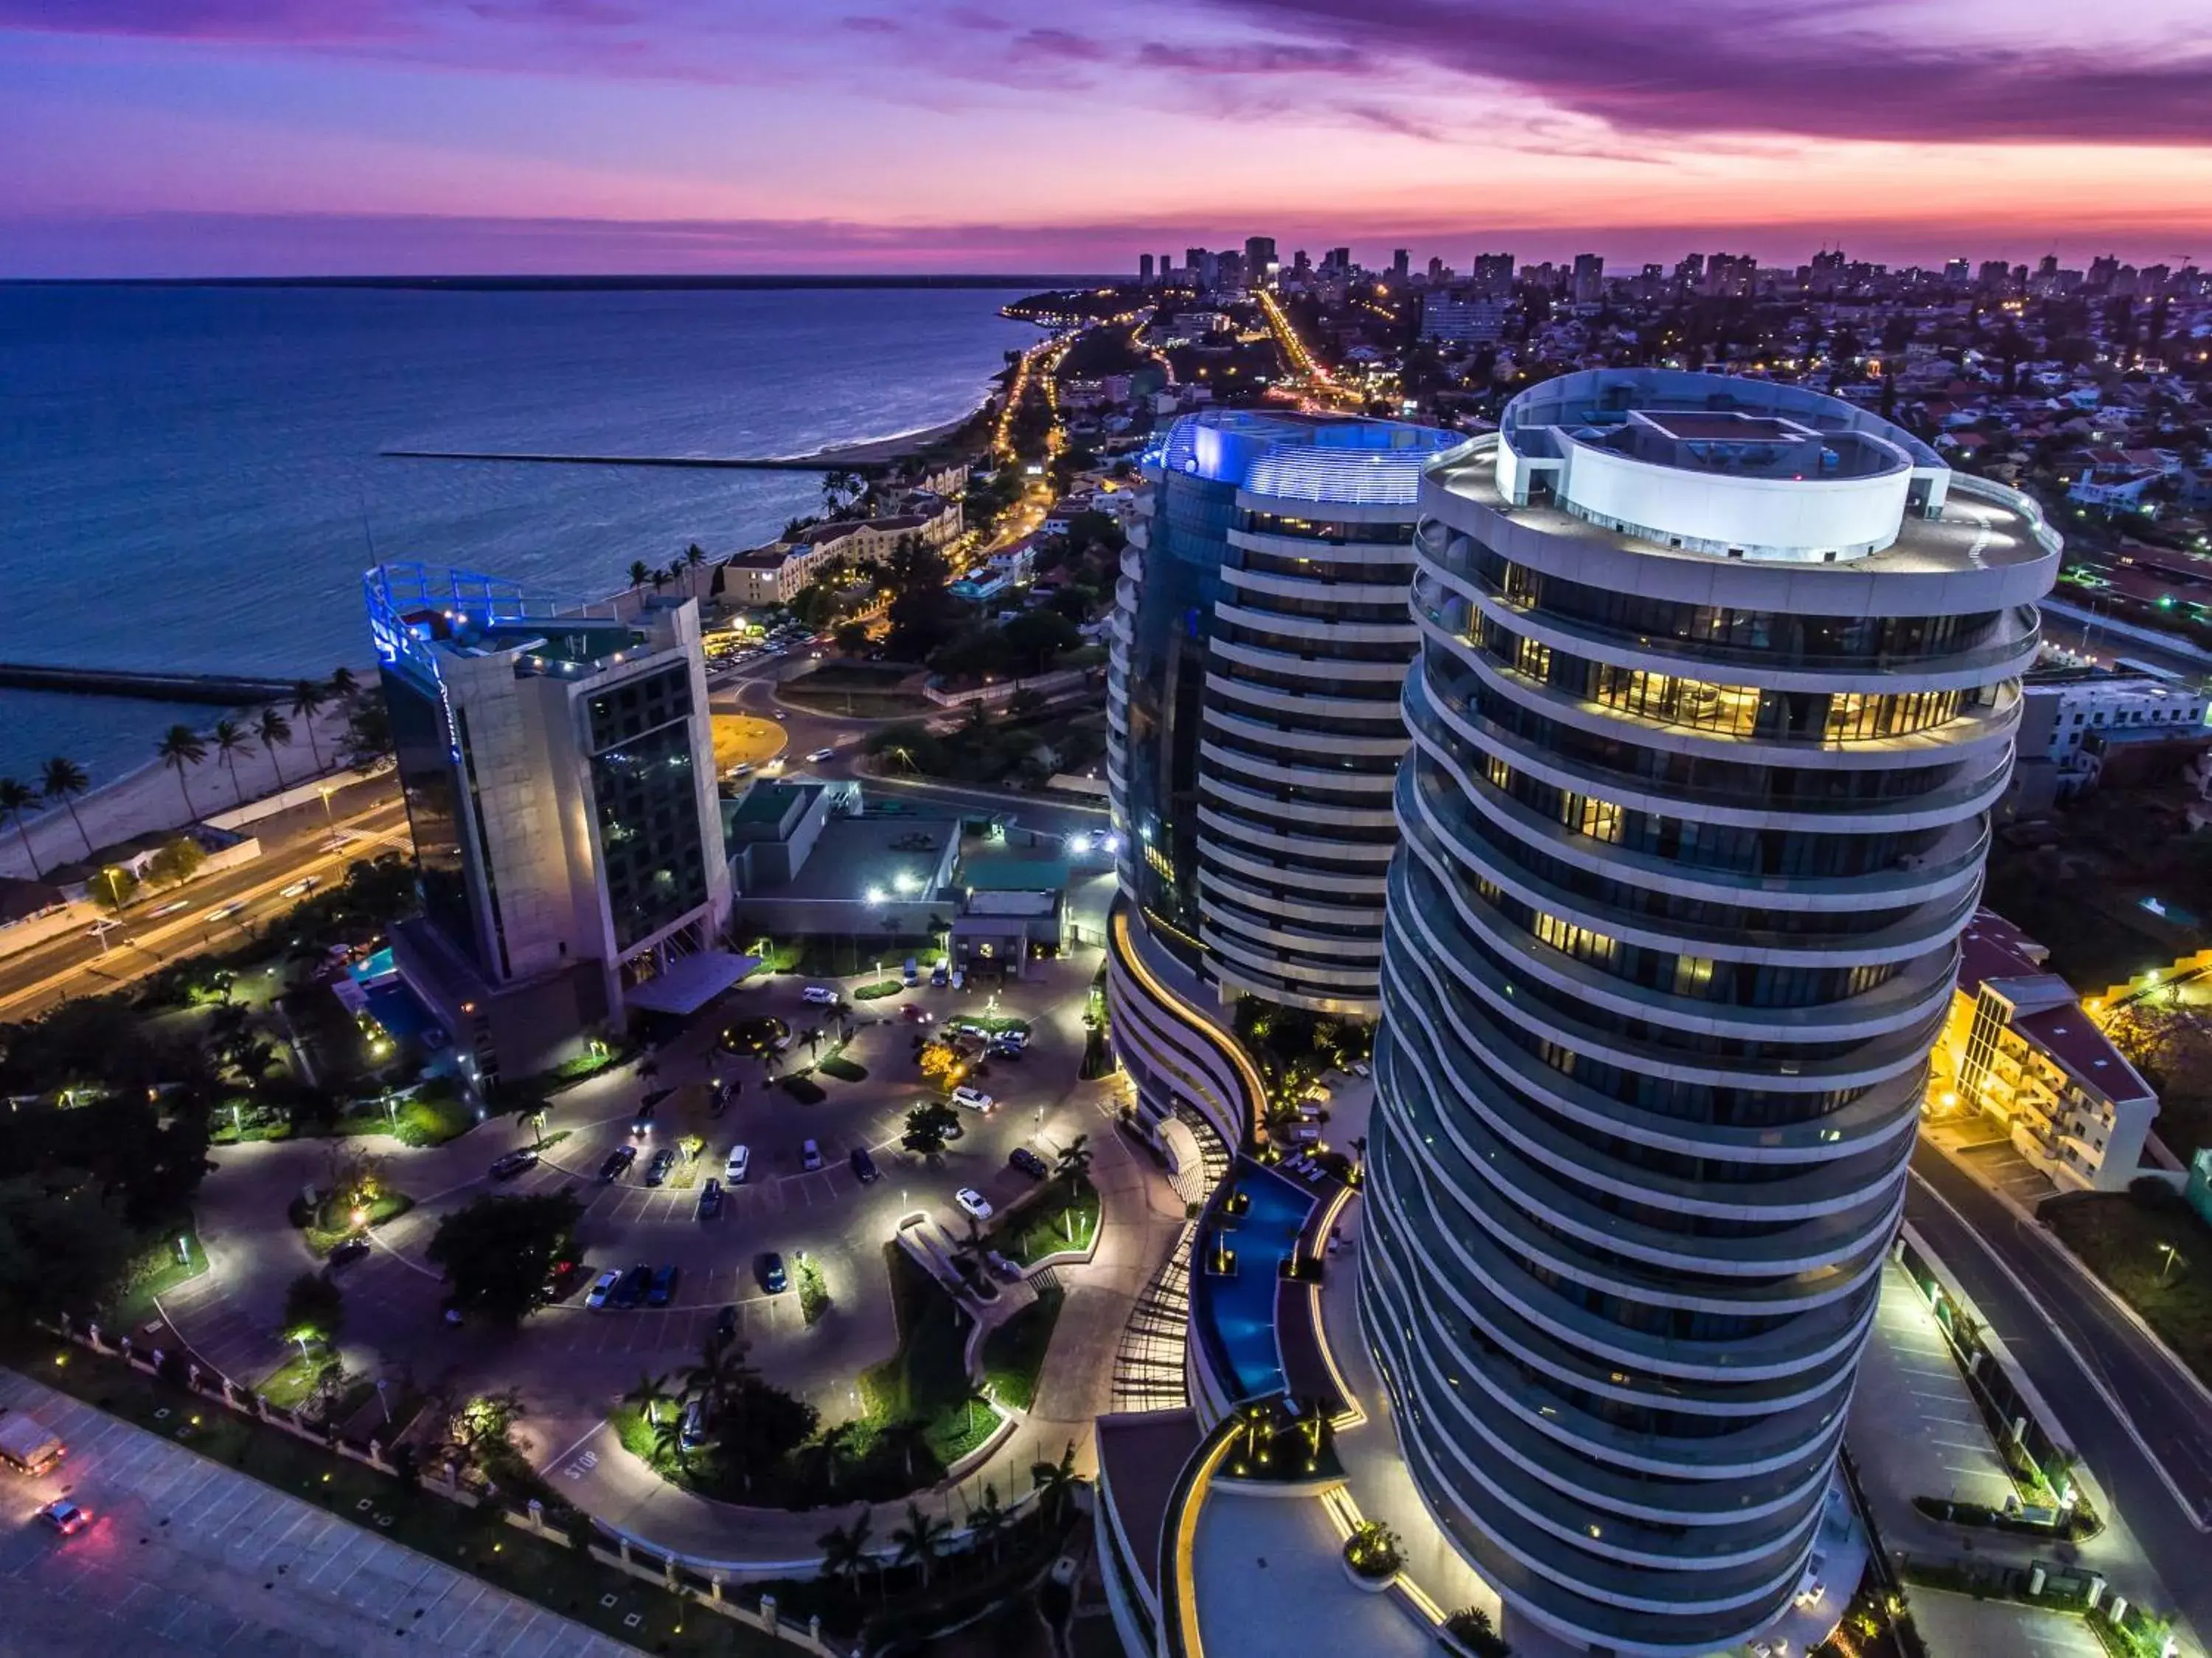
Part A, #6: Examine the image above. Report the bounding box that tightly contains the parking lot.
[0,1368,631,1658]
[1849,1260,2017,1517]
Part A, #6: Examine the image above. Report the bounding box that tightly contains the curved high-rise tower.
[1360,371,2059,1654]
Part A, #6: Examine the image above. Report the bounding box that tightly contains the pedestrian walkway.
[0,1367,634,1658]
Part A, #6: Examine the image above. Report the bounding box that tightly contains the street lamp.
[319,785,338,850]
[2157,1241,2185,1287]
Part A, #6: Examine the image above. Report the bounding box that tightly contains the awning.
[623,951,761,1016]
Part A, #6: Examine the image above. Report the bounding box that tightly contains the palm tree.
[257,707,295,786]
[888,1499,952,1589]
[1030,1438,1079,1523]
[685,1329,754,1418]
[627,559,651,590]
[684,542,706,593]
[1054,1133,1094,1241]
[0,777,44,877]
[622,1368,676,1426]
[288,679,329,770]
[816,1508,873,1600]
[38,757,92,859]
[210,718,256,805]
[651,1410,690,1471]
[514,1105,548,1148]
[156,726,207,824]
[967,1481,1008,1564]
[880,1415,931,1483]
[327,665,360,703]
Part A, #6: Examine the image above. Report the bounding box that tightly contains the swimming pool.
[1191,1162,1319,1402]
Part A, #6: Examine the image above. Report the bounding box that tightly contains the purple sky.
[3,0,2208,275]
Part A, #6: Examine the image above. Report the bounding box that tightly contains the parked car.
[950,1085,996,1114]
[990,1027,1029,1052]
[1009,1147,1048,1179]
[849,1146,880,1184]
[543,1257,585,1301]
[327,1238,371,1269]
[647,1264,680,1307]
[724,1144,751,1184]
[714,1304,740,1343]
[680,1398,709,1451]
[599,1145,637,1182]
[801,984,838,1005]
[800,1138,823,1172]
[955,1187,994,1222]
[613,1263,652,1308]
[931,962,950,988]
[757,1252,787,1294]
[645,1148,677,1186]
[697,1177,724,1219]
[489,1148,539,1180]
[585,1269,622,1309]
[37,1499,91,1537]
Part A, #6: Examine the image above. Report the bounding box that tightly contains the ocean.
[0,283,1039,789]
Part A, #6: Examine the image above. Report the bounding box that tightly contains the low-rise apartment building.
[1943,909,2157,1192]
[718,499,963,608]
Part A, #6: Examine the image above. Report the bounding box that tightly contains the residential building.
[1942,910,2157,1193]
[1421,295,1511,345]
[1243,235,1277,286]
[367,563,734,1085]
[1571,252,1604,304]
[1365,370,2058,1653]
[718,499,961,608]
[1472,251,1515,297]
[2018,669,2210,788]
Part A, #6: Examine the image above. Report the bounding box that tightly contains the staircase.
[1110,1221,1196,1412]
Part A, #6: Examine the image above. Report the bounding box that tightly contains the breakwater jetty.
[382,448,888,474]
[0,663,299,706]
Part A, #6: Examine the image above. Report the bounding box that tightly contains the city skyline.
[3,0,2210,275]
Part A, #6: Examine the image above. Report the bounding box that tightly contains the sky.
[2,0,2209,277]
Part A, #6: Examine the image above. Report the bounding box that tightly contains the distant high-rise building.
[1571,252,1605,304]
[1292,248,1311,277]
[1160,251,1175,284]
[1472,252,1515,297]
[1138,253,1155,285]
[1809,248,1846,295]
[1944,257,1970,286]
[366,564,732,1086]
[1366,368,2059,1656]
[2140,263,2171,297]
[1427,255,1447,285]
[1185,247,1208,286]
[1326,246,1352,274]
[1977,259,2012,294]
[1391,248,1411,283]
[2087,254,2121,291]
[1674,251,1705,288]
[1420,296,1510,345]
[1243,236,1278,286]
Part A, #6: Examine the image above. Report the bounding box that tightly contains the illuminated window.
[1533,909,1618,968]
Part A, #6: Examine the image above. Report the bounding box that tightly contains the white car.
[585,1269,621,1310]
[724,1145,751,1184]
[806,747,835,763]
[801,984,838,1005]
[203,902,243,923]
[149,899,192,918]
[990,1027,1029,1052]
[801,1138,824,1172]
[955,1187,994,1222]
[278,876,319,899]
[950,1085,996,1114]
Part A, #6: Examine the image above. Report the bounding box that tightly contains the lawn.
[998,1178,1100,1267]
[981,1284,1065,1411]
[21,1342,792,1656]
[102,1225,209,1333]
[2042,1184,2212,1388]
[389,1086,481,1147]
[860,1250,1004,1467]
[303,1190,414,1255]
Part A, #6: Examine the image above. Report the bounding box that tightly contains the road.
[1905,1144,2212,1641]
[0,775,408,1019]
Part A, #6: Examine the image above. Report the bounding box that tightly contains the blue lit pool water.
[1193,1162,1319,1401]
[348,946,451,1065]
[352,946,396,981]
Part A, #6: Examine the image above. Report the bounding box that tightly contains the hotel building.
[368,564,731,1087]
[1104,409,1454,1152]
[1361,371,2059,1651]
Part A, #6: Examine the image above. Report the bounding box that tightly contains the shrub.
[1343,1520,1402,1581]
[1443,1606,1512,1657]
[816,1055,867,1083]
[852,979,902,1001]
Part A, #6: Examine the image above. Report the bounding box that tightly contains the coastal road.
[0,777,407,1019]
[1905,1144,2212,1642]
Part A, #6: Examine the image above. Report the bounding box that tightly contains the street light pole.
[2157,1241,2184,1287]
[319,785,338,851]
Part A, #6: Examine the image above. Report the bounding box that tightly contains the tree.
[0,1175,139,1325]
[685,1327,756,1418]
[288,679,330,771]
[0,777,44,878]
[1054,1134,1093,1240]
[902,1101,958,1159]
[86,865,139,916]
[1029,1438,1079,1522]
[425,1190,582,1324]
[209,719,257,806]
[889,1499,953,1589]
[281,1270,344,1350]
[967,1481,1008,1564]
[256,707,295,786]
[833,620,871,654]
[627,560,651,590]
[327,665,360,703]
[1444,1606,1512,1657]
[156,725,208,823]
[817,1508,874,1598]
[652,1410,691,1470]
[720,1376,818,1485]
[623,1368,677,1426]
[38,757,93,859]
[146,836,206,889]
[684,542,707,594]
[341,691,393,773]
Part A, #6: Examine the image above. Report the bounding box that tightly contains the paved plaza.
[0,1368,631,1658]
